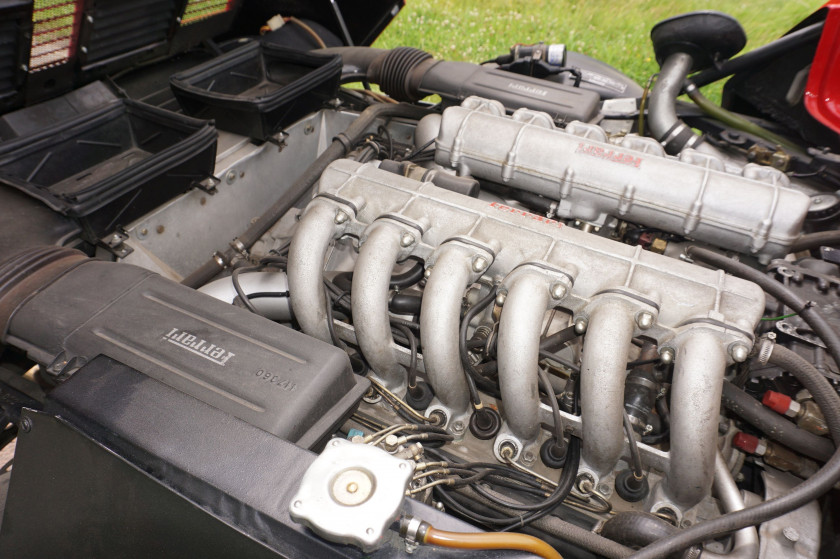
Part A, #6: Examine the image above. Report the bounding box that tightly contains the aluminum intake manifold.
[287,158,765,513]
[433,97,811,261]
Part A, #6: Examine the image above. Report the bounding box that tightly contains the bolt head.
[782,526,800,543]
[660,347,675,365]
[452,420,466,433]
[636,311,654,330]
[400,232,415,247]
[522,450,536,464]
[574,317,588,334]
[225,170,237,184]
[550,282,567,300]
[730,343,750,363]
[472,256,488,273]
[334,210,349,224]
[423,268,432,278]
[495,292,507,306]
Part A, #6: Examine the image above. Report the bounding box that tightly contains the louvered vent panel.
[85,0,176,63]
[180,0,234,26]
[29,0,81,72]
[0,18,20,95]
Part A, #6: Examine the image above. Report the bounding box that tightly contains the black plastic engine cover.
[3,259,367,449]
[0,356,502,558]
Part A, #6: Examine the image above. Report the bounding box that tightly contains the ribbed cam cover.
[434,97,811,260]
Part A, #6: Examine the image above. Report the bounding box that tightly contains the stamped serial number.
[255,369,297,391]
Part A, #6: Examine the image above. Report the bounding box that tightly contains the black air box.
[170,41,341,140]
[0,98,217,240]
[0,250,367,449]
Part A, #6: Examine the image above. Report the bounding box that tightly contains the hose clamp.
[229,238,249,259]
[756,332,776,365]
[212,251,228,270]
[402,516,424,545]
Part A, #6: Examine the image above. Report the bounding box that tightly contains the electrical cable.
[623,410,644,478]
[285,16,327,48]
[393,323,418,389]
[539,366,565,442]
[459,285,500,405]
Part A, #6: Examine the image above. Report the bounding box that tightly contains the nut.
[574,317,588,334]
[636,311,654,330]
[472,256,488,273]
[729,342,750,363]
[659,347,675,365]
[400,232,415,247]
[550,282,567,300]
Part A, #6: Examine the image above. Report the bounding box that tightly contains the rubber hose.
[721,379,834,462]
[335,262,424,295]
[181,103,430,288]
[600,512,677,549]
[390,293,422,315]
[540,325,579,353]
[685,246,840,370]
[684,83,806,155]
[789,231,840,253]
[628,344,840,559]
[389,261,425,289]
[423,526,563,559]
[459,486,633,559]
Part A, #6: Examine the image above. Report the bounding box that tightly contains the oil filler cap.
[289,438,415,552]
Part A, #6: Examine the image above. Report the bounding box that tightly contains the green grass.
[374,0,823,103]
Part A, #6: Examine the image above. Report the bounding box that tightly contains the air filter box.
[0,250,367,449]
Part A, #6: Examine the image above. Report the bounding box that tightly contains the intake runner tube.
[579,298,637,478]
[352,220,418,393]
[497,269,554,444]
[420,242,491,428]
[662,328,729,510]
[288,199,349,342]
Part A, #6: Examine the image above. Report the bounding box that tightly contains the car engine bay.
[1,2,840,558]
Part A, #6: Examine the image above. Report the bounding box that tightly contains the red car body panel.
[805,0,840,133]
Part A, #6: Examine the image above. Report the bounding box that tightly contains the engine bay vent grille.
[0,19,20,96]
[85,0,176,64]
[29,0,81,72]
[180,0,234,26]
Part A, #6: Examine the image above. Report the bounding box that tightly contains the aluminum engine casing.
[289,157,766,512]
[434,97,812,260]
